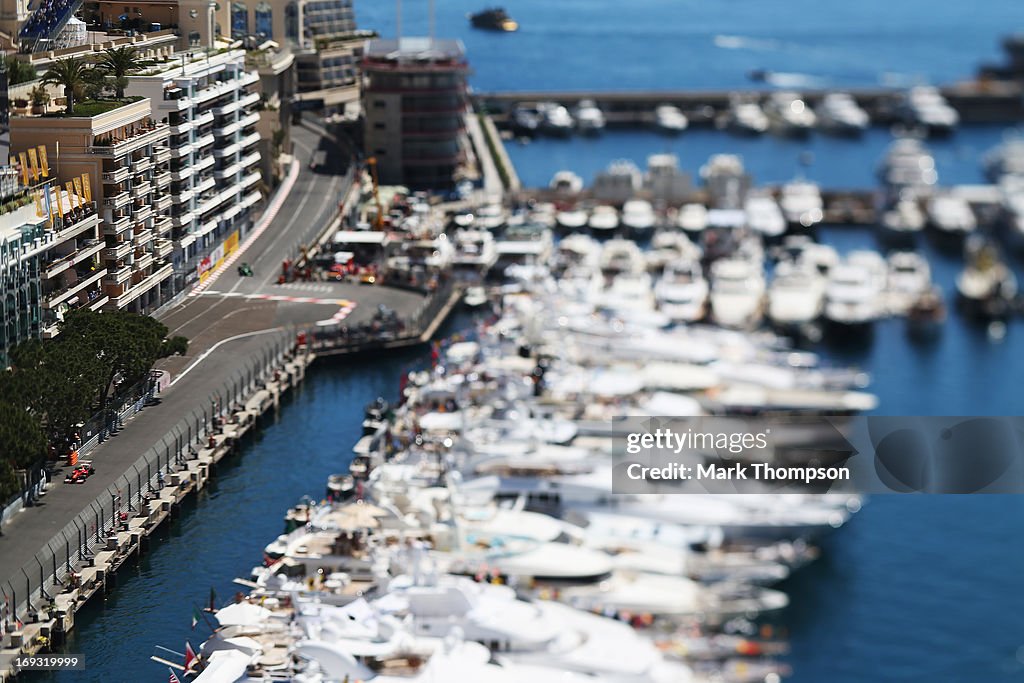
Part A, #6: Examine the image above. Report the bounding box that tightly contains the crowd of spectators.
[19,0,79,38]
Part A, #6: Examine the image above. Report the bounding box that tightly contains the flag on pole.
[81,173,92,202]
[191,607,202,630]
[17,153,29,185]
[184,641,197,673]
[168,668,181,683]
[27,147,39,181]
[38,146,49,177]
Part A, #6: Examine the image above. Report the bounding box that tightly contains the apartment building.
[126,48,263,289]
[11,99,175,315]
[361,37,469,190]
[0,165,102,364]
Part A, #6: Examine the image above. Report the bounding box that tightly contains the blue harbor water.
[30,2,1024,681]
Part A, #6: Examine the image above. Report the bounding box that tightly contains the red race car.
[64,462,95,484]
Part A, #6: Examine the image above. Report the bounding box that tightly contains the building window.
[254,1,272,38]
[231,1,248,38]
[373,100,385,108]
[373,122,385,129]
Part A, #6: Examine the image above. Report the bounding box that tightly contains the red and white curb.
[201,290,357,325]
[317,301,357,326]
[188,160,301,298]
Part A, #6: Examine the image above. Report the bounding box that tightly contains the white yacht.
[982,137,1024,182]
[654,259,709,322]
[599,238,646,274]
[709,258,766,329]
[538,102,574,136]
[744,191,787,239]
[473,203,507,231]
[549,170,584,195]
[556,207,589,233]
[700,154,751,209]
[764,92,816,135]
[886,251,932,314]
[879,198,926,243]
[926,194,976,240]
[494,223,554,270]
[592,160,643,204]
[653,104,688,134]
[572,99,606,135]
[452,229,498,272]
[725,99,769,135]
[588,205,620,237]
[619,199,657,239]
[901,85,959,135]
[779,180,824,229]
[768,260,825,328]
[676,203,709,233]
[956,236,1018,317]
[878,137,938,193]
[824,253,886,327]
[816,92,869,135]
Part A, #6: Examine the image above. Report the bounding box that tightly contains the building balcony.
[172,188,195,204]
[106,262,173,309]
[154,170,172,188]
[42,239,104,280]
[238,91,261,109]
[102,241,132,261]
[153,238,174,260]
[172,212,195,228]
[154,146,172,164]
[104,265,132,285]
[213,121,240,138]
[103,191,131,209]
[102,167,130,184]
[44,269,106,309]
[198,218,218,236]
[238,111,261,129]
[134,205,154,224]
[90,124,170,157]
[241,171,261,189]
[239,71,260,88]
[240,151,261,168]
[132,181,153,198]
[133,252,154,272]
[154,216,174,236]
[42,294,108,336]
[213,142,240,158]
[194,176,216,194]
[195,133,216,149]
[241,189,262,209]
[132,158,153,175]
[133,228,154,246]
[169,121,193,135]
[214,162,241,180]
[171,143,195,158]
[153,194,173,212]
[195,155,216,172]
[170,166,195,182]
[212,99,240,117]
[194,111,215,127]
[240,131,261,149]
[102,215,132,236]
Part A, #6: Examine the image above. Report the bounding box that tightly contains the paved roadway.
[0,122,426,612]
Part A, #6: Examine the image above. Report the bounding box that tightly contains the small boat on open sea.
[469,7,518,31]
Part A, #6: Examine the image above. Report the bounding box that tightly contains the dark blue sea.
[33,2,1024,681]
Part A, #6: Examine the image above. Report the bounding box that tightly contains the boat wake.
[763,71,827,88]
[713,34,782,51]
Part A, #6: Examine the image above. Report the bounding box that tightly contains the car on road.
[65,462,95,484]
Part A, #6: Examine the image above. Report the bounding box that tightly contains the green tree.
[41,57,89,116]
[4,55,37,86]
[0,402,47,470]
[96,46,141,99]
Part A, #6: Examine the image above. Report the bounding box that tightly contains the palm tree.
[41,57,89,116]
[96,46,141,99]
